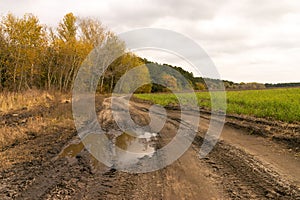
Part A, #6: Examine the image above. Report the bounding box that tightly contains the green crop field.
[135,88,300,123]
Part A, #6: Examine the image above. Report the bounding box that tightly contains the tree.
[1,13,46,91]
[0,13,206,93]
[195,82,206,90]
[78,17,106,48]
[112,53,151,93]
[0,24,8,90]
[55,13,81,91]
[162,74,178,91]
[57,13,77,43]
[98,31,126,93]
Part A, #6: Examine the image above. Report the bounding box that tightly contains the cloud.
[0,0,299,83]
[219,0,300,23]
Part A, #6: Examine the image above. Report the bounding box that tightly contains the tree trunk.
[110,75,114,93]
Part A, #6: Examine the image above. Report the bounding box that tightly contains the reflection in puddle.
[58,141,84,158]
[58,131,158,169]
[115,132,157,164]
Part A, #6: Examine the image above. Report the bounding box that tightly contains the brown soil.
[0,96,299,199]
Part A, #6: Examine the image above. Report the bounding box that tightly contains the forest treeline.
[0,13,298,93]
[0,12,151,93]
[0,12,216,93]
[265,82,300,88]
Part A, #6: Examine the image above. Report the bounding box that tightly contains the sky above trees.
[1,0,300,83]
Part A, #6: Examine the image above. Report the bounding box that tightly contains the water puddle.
[58,131,158,168]
[114,131,157,164]
[58,140,85,158]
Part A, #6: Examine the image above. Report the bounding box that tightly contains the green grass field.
[135,88,300,122]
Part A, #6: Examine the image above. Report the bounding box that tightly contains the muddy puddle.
[114,132,157,164]
[58,141,85,158]
[58,131,158,169]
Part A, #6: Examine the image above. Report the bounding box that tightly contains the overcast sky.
[1,0,300,83]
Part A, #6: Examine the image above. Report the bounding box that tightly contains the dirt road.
[0,96,299,199]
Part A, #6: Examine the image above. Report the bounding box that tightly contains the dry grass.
[0,117,45,149]
[0,89,71,113]
[0,91,105,169]
[0,108,75,169]
[0,117,75,175]
[0,90,73,149]
[0,90,76,170]
[0,114,73,148]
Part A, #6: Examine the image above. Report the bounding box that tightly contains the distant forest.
[0,13,298,93]
[265,82,300,88]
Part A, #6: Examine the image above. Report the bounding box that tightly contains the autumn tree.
[162,74,178,91]
[0,24,7,89]
[0,12,168,93]
[1,13,46,90]
[78,17,106,48]
[112,53,151,93]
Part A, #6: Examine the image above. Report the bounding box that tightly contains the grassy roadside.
[0,90,73,151]
[135,88,300,123]
[0,90,107,170]
[0,90,70,113]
